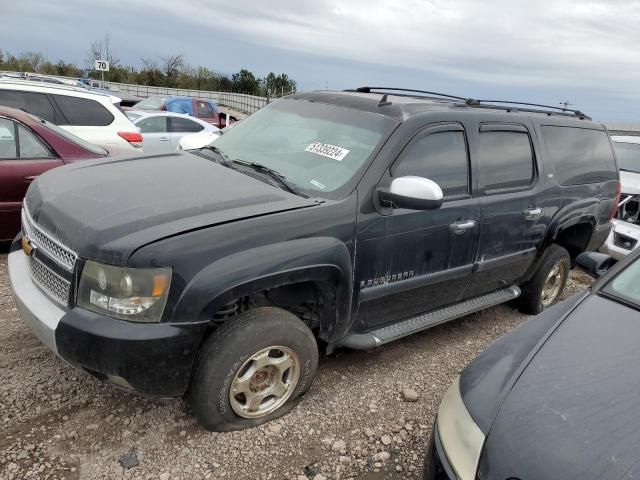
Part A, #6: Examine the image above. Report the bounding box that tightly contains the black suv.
[8,87,619,431]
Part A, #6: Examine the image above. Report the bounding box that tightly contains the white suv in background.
[0,80,142,153]
[600,135,640,259]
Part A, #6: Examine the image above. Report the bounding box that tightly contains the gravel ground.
[0,252,592,480]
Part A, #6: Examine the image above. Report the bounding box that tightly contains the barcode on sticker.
[305,142,350,161]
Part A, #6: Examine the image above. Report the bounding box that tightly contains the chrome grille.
[28,256,71,306]
[22,207,77,271]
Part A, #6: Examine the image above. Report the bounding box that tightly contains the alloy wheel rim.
[541,261,566,306]
[229,346,300,419]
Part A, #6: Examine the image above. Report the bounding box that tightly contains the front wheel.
[515,244,570,315]
[189,307,318,431]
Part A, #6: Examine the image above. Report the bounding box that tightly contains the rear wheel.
[515,244,570,315]
[189,307,318,431]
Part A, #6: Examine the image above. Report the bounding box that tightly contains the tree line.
[0,35,297,98]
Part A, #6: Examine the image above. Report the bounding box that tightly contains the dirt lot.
[0,252,592,480]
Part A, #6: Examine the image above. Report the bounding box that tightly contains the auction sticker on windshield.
[305,142,350,161]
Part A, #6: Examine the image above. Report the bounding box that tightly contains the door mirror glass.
[576,252,614,279]
[378,176,443,210]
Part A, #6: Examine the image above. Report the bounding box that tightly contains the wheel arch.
[171,237,353,344]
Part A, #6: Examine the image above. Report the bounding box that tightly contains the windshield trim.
[598,289,640,312]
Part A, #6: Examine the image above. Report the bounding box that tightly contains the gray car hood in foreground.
[25,153,317,265]
[478,294,640,479]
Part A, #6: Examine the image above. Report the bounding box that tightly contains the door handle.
[522,207,542,220]
[24,175,37,183]
[159,137,169,141]
[449,219,476,234]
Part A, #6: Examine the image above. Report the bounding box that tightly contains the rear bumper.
[8,249,208,397]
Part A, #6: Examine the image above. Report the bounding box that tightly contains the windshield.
[211,99,396,196]
[602,256,640,307]
[613,141,640,173]
[134,96,167,110]
[28,114,107,155]
[126,111,144,121]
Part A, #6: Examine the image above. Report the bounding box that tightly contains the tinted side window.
[541,126,617,185]
[478,131,534,192]
[196,100,215,117]
[391,130,469,197]
[137,116,167,133]
[169,117,204,133]
[0,91,57,122]
[0,118,17,158]
[52,95,114,126]
[17,125,52,158]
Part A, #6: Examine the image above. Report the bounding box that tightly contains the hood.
[25,152,317,264]
[478,294,640,479]
[620,170,640,195]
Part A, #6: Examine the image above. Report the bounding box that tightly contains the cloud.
[2,0,640,119]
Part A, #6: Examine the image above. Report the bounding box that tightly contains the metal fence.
[108,82,268,115]
[0,71,269,115]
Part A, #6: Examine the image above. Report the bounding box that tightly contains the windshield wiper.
[232,159,307,197]
[204,145,234,167]
[619,168,639,174]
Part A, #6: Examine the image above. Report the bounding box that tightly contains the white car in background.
[127,111,220,154]
[600,135,640,259]
[0,79,141,153]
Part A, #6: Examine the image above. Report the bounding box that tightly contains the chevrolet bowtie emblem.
[22,235,34,257]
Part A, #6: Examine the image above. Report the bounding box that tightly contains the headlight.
[77,261,171,322]
[436,376,485,480]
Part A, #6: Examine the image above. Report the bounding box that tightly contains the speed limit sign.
[94,59,110,71]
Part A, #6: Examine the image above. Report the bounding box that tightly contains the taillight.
[118,132,143,147]
[610,180,621,220]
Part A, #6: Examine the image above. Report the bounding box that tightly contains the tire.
[515,244,570,315]
[189,307,318,431]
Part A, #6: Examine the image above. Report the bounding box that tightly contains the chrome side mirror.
[377,176,444,210]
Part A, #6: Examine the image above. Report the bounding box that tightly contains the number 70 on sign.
[94,60,110,71]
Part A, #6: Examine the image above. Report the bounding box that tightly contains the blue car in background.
[132,95,224,127]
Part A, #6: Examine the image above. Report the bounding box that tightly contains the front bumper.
[599,219,640,261]
[8,249,208,397]
[423,425,455,480]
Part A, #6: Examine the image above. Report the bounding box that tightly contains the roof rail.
[352,86,467,102]
[465,99,589,119]
[350,86,590,120]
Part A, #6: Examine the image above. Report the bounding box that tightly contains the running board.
[339,286,521,350]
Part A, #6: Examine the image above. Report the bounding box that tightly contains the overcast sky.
[3,0,640,121]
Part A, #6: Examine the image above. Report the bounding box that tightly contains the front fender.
[171,237,353,342]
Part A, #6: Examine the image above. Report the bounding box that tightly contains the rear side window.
[196,100,215,117]
[169,117,204,133]
[52,95,114,127]
[0,90,57,122]
[391,130,469,197]
[17,124,52,158]
[137,116,167,133]
[541,126,617,185]
[478,130,534,192]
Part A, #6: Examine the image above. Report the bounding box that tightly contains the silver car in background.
[127,111,220,154]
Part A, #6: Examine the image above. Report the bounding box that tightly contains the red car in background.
[0,106,108,241]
